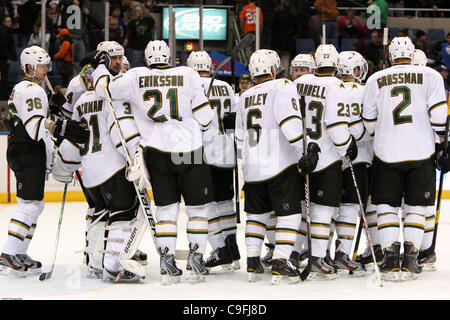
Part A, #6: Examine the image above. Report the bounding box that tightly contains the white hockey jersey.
[340,82,374,169]
[199,77,236,168]
[57,90,140,188]
[294,74,353,172]
[61,75,85,118]
[362,63,448,163]
[235,78,304,182]
[93,64,214,154]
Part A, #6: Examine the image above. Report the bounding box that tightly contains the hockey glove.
[223,112,237,131]
[345,135,358,162]
[91,50,111,69]
[52,153,74,183]
[48,90,67,116]
[126,148,151,190]
[436,143,450,174]
[51,118,90,146]
[298,142,320,176]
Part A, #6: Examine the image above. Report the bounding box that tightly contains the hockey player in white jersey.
[291,53,316,80]
[293,44,358,280]
[235,50,319,284]
[362,36,448,281]
[187,50,240,272]
[93,40,215,284]
[53,52,145,282]
[324,50,371,276]
[0,46,88,276]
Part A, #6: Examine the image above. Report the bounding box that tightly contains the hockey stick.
[39,183,69,281]
[382,28,389,70]
[421,112,450,258]
[299,94,312,281]
[206,32,255,99]
[100,84,189,260]
[347,158,383,287]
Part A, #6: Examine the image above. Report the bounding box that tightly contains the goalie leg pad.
[86,209,108,271]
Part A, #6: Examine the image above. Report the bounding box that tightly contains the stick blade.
[299,263,311,281]
[39,271,52,281]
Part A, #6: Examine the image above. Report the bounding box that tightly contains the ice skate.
[225,234,241,270]
[308,256,338,280]
[103,268,141,283]
[271,258,300,284]
[334,251,365,277]
[418,250,436,272]
[401,242,422,281]
[204,246,233,273]
[16,254,42,275]
[132,249,148,266]
[299,249,309,267]
[260,243,274,271]
[289,250,300,270]
[186,244,208,283]
[0,253,28,277]
[159,247,182,285]
[356,244,383,271]
[247,256,264,282]
[87,265,103,279]
[379,242,401,282]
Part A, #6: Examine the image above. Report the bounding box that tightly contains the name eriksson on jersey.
[139,75,184,88]
[377,72,423,89]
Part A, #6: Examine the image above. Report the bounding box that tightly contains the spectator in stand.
[435,65,449,99]
[239,0,263,62]
[441,32,450,69]
[85,0,105,51]
[126,5,155,67]
[111,5,127,39]
[363,29,383,71]
[120,0,147,25]
[0,16,17,100]
[414,29,435,64]
[338,9,366,43]
[54,28,74,87]
[17,0,40,47]
[314,0,339,41]
[271,0,298,77]
[367,0,388,30]
[294,0,313,39]
[109,16,124,44]
[387,0,404,17]
[28,23,51,52]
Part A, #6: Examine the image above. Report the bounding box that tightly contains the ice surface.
[0,200,449,300]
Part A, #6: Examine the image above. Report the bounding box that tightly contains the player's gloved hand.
[345,135,358,162]
[91,50,111,69]
[298,142,320,176]
[222,112,236,131]
[51,152,74,183]
[47,90,67,116]
[51,118,90,146]
[436,142,450,173]
[126,148,151,190]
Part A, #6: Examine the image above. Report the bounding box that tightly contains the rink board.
[0,135,448,203]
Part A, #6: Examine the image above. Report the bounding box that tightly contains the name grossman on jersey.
[377,72,423,89]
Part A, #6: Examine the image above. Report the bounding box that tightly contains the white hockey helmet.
[412,49,427,66]
[20,45,52,75]
[291,54,316,70]
[122,55,130,70]
[314,44,339,69]
[389,36,415,63]
[145,40,171,66]
[97,41,124,57]
[338,51,369,82]
[187,51,212,72]
[248,51,273,78]
[257,49,281,72]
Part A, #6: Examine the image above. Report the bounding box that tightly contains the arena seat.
[427,28,446,42]
[341,38,359,51]
[296,39,315,54]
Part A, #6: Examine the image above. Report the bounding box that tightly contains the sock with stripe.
[273,214,301,260]
[245,212,270,257]
[207,202,226,250]
[216,200,238,239]
[365,203,379,245]
[403,205,426,250]
[421,205,435,251]
[186,204,209,254]
[17,219,37,255]
[265,212,276,246]
[376,204,400,249]
[155,203,179,256]
[336,203,358,255]
[293,212,307,253]
[327,212,338,252]
[3,198,44,255]
[310,203,336,258]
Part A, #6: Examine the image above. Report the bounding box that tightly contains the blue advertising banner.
[209,51,249,77]
[162,7,228,41]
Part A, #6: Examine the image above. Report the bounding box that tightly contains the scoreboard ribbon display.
[162,7,228,41]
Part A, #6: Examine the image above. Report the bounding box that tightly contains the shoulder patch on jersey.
[276,78,292,86]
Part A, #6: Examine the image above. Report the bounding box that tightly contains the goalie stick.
[39,183,69,281]
[299,94,312,281]
[100,83,189,260]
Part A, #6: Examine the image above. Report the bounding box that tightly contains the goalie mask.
[79,64,95,91]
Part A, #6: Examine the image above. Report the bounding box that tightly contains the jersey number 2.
[391,86,412,125]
